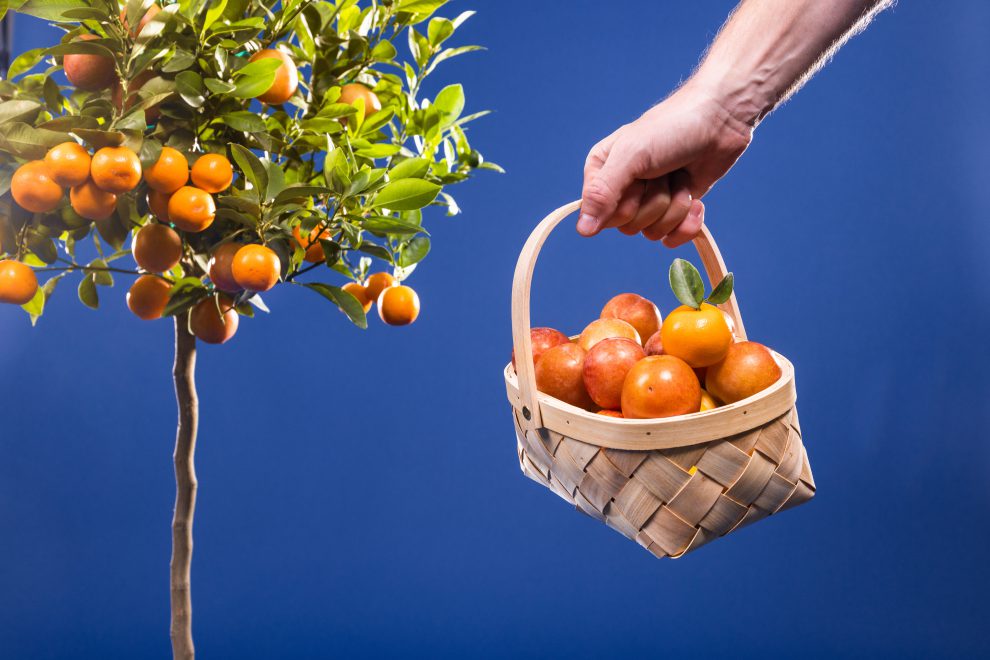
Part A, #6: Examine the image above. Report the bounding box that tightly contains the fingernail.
[576,213,600,236]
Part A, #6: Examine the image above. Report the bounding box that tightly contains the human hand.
[578,84,754,246]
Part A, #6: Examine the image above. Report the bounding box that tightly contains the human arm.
[578,0,892,245]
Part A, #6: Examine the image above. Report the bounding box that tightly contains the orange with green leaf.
[0,1,497,657]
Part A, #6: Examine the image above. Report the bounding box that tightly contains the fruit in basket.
[535,343,594,410]
[597,410,623,418]
[577,318,640,351]
[643,330,664,356]
[511,327,570,370]
[583,337,645,410]
[600,293,662,345]
[706,341,782,404]
[662,258,735,367]
[620,355,701,418]
[700,390,718,411]
[660,303,732,368]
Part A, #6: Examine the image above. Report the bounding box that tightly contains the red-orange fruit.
[90,146,142,194]
[0,260,39,305]
[207,243,243,293]
[620,355,701,419]
[70,179,117,220]
[63,34,117,91]
[293,224,331,263]
[577,318,640,352]
[11,161,63,213]
[44,142,92,187]
[535,342,594,410]
[248,49,298,105]
[190,153,233,193]
[601,293,662,346]
[231,244,280,292]
[643,330,664,356]
[583,337,646,411]
[597,409,624,418]
[511,327,570,370]
[126,274,171,320]
[189,295,239,344]
[147,189,172,222]
[132,223,182,273]
[364,271,396,301]
[706,341,783,404]
[168,186,215,232]
[377,285,420,326]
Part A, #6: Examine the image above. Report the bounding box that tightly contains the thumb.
[578,147,638,236]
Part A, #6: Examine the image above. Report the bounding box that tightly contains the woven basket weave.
[505,201,815,558]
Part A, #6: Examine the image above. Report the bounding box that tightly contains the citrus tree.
[0,0,496,656]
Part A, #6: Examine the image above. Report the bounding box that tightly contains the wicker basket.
[505,200,815,558]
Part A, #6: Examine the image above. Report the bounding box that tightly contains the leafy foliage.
[0,0,497,325]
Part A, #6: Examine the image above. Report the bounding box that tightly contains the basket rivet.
[522,406,531,421]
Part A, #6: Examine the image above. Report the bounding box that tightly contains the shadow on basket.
[505,201,815,559]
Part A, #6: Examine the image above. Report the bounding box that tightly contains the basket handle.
[511,200,747,431]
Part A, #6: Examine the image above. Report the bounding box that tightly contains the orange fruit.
[145,147,189,193]
[700,390,718,412]
[597,410,624,418]
[248,49,298,105]
[293,224,330,263]
[659,303,733,368]
[535,342,594,410]
[168,186,215,233]
[577,318,640,352]
[364,271,396,301]
[44,142,91,187]
[90,146,142,193]
[189,295,239,344]
[132,223,182,273]
[70,179,117,220]
[63,34,117,91]
[126,274,171,320]
[339,83,382,116]
[377,285,420,326]
[11,161,63,213]
[190,153,233,193]
[600,293,662,345]
[706,341,782,404]
[231,244,280,292]
[146,189,172,222]
[342,282,372,312]
[0,260,39,305]
[621,355,701,419]
[207,243,243,293]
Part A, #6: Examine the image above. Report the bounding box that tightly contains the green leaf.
[373,178,441,211]
[22,274,61,325]
[388,157,430,180]
[398,0,450,16]
[302,283,368,329]
[230,144,268,201]
[427,17,454,46]
[0,100,42,126]
[432,84,464,126]
[231,57,282,99]
[706,273,735,305]
[77,276,99,309]
[220,111,266,133]
[201,0,229,38]
[362,215,428,236]
[669,258,705,309]
[8,48,47,79]
[0,122,70,160]
[15,0,89,21]
[398,236,430,268]
[88,259,113,286]
[175,71,206,108]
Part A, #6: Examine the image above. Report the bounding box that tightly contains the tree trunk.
[170,315,198,660]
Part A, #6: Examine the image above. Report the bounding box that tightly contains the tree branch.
[171,314,198,660]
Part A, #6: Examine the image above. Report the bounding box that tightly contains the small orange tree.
[0,0,495,656]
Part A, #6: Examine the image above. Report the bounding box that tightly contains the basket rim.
[504,350,797,451]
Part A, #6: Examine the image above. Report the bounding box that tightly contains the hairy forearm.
[690,0,892,127]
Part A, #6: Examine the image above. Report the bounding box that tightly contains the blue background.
[2,1,989,657]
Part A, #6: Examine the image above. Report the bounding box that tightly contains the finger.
[605,179,647,232]
[662,199,706,248]
[641,180,692,241]
[620,176,671,235]
[578,141,640,236]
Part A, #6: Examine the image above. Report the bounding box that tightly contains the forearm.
[689,0,892,127]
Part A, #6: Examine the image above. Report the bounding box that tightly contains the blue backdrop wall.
[2,1,989,657]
